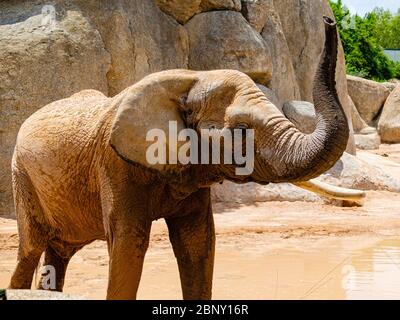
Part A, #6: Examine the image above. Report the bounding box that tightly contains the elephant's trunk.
[251,16,349,183]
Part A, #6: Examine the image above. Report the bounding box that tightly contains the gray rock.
[348,94,371,133]
[212,181,320,203]
[155,0,202,24]
[155,0,241,24]
[260,1,301,105]
[77,0,189,96]
[347,75,390,125]
[5,289,86,300]
[185,11,273,85]
[382,82,397,92]
[0,1,111,216]
[200,0,241,12]
[378,85,400,143]
[241,0,270,32]
[354,131,381,150]
[321,152,400,192]
[282,101,316,134]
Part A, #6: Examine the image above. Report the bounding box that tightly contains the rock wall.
[0,1,111,216]
[347,75,400,148]
[378,85,400,143]
[0,0,355,216]
[347,75,390,125]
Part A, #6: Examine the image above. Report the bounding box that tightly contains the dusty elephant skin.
[9,18,349,300]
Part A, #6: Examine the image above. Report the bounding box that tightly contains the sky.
[340,0,399,16]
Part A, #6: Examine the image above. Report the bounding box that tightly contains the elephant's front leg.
[105,213,151,300]
[166,196,215,300]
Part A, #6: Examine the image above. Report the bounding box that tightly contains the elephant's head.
[109,17,362,200]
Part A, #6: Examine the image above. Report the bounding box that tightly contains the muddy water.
[2,223,400,299]
[343,239,400,300]
[137,239,400,300]
[1,237,400,300]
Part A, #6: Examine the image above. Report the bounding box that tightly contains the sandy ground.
[1,145,400,300]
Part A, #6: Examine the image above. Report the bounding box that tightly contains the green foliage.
[329,0,400,81]
[395,61,400,79]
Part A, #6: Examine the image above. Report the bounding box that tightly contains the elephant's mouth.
[220,162,269,185]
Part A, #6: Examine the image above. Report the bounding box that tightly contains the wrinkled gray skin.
[9,18,348,299]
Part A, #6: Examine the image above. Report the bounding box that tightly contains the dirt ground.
[1,145,400,300]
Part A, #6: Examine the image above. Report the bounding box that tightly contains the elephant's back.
[16,90,110,157]
[19,89,109,131]
[14,89,112,190]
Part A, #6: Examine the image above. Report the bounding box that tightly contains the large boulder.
[354,131,381,150]
[260,0,301,105]
[347,75,390,125]
[273,0,356,154]
[0,1,111,216]
[200,0,241,12]
[212,181,320,203]
[155,0,241,24]
[185,11,273,85]
[321,152,400,192]
[76,0,189,96]
[155,0,202,23]
[241,0,270,32]
[349,93,380,149]
[382,82,397,92]
[348,94,371,133]
[378,85,400,143]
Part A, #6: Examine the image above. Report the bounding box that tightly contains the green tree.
[366,8,393,48]
[390,14,400,48]
[329,0,399,80]
[367,8,400,49]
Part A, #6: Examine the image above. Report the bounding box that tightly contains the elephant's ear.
[109,70,198,173]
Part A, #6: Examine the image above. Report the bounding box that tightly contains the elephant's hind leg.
[9,168,48,289]
[37,245,79,291]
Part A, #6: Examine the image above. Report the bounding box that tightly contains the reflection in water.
[343,240,400,300]
[210,239,400,300]
[2,235,399,299]
[68,238,400,299]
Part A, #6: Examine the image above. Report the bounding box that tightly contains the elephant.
[9,17,364,299]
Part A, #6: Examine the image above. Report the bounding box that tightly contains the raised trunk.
[253,17,349,183]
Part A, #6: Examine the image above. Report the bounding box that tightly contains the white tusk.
[293,179,366,201]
